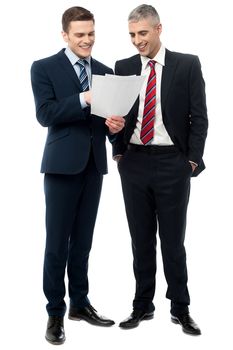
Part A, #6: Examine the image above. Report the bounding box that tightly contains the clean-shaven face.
[129,18,162,58]
[62,20,95,58]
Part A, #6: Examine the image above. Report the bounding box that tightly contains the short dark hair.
[62,6,94,32]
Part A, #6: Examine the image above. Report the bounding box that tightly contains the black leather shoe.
[171,313,201,335]
[68,305,115,327]
[119,309,154,329]
[45,316,65,345]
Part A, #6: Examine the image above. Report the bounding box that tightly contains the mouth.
[137,43,147,51]
[80,44,92,49]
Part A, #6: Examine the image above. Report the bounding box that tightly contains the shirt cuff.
[113,154,123,161]
[79,92,89,109]
[189,160,198,167]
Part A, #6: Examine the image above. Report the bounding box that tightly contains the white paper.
[91,74,146,118]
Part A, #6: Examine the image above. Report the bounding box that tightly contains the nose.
[133,34,141,46]
[84,35,92,43]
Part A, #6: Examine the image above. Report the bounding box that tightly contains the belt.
[127,144,178,154]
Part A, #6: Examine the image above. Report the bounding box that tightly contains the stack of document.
[91,74,145,118]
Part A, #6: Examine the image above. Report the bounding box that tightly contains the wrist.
[113,155,122,162]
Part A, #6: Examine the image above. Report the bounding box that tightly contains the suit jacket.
[113,49,208,176]
[31,49,113,175]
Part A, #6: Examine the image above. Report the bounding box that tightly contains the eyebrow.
[74,31,95,35]
[129,30,149,35]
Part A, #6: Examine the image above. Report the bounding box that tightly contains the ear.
[61,31,68,43]
[157,23,162,35]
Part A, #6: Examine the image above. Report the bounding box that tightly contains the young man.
[113,4,208,335]
[31,6,124,345]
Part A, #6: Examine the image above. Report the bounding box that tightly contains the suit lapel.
[161,49,177,110]
[133,55,142,76]
[56,49,82,90]
[127,54,142,76]
[130,55,142,115]
[90,58,101,75]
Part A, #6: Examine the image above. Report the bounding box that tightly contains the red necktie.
[140,60,156,145]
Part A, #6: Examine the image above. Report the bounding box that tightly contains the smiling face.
[129,18,162,58]
[62,20,95,58]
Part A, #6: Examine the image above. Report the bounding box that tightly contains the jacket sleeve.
[30,61,88,127]
[111,61,127,156]
[188,56,208,165]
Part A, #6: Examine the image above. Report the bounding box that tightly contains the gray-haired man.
[113,4,208,335]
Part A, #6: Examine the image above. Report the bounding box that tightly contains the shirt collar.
[140,44,166,69]
[65,47,91,66]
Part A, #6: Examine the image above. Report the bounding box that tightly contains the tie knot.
[77,59,87,68]
[148,60,156,69]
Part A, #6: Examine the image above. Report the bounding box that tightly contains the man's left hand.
[189,161,197,173]
[105,116,125,134]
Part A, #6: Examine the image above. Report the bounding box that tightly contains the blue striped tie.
[77,59,89,91]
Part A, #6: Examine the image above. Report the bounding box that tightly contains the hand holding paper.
[83,90,91,105]
[105,116,125,134]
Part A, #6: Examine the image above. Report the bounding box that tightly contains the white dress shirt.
[130,44,173,145]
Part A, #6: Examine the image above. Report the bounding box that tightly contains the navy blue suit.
[31,49,113,316]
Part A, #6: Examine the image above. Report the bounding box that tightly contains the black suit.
[113,49,208,316]
[31,49,113,316]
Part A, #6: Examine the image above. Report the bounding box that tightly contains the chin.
[139,52,148,57]
[82,51,92,57]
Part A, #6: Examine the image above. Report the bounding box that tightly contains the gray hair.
[128,4,160,25]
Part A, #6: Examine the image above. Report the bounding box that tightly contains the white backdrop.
[1,0,233,349]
